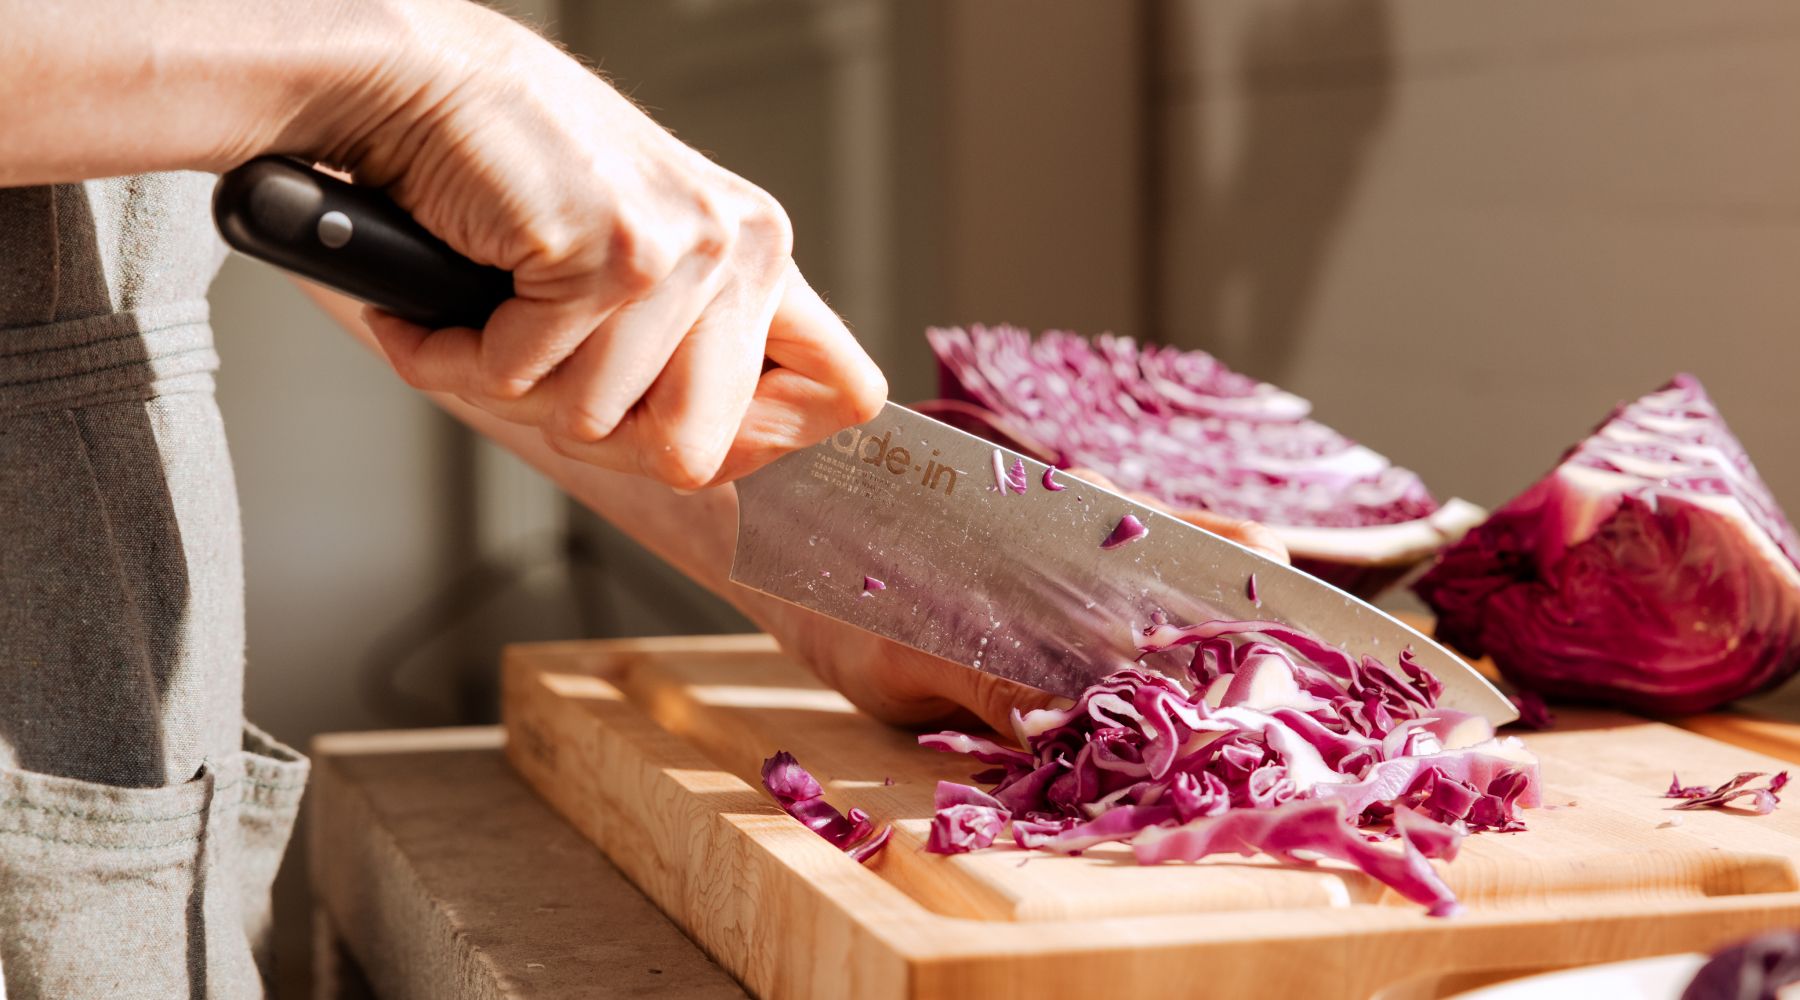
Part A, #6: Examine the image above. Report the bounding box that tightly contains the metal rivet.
[317,210,353,249]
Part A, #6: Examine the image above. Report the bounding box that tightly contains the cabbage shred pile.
[919,618,1539,916]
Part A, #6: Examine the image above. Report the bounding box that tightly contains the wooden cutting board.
[502,636,1800,1000]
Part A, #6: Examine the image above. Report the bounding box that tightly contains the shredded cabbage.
[1665,770,1788,815]
[760,751,891,863]
[919,617,1539,915]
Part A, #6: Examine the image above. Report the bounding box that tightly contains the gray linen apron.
[0,172,307,998]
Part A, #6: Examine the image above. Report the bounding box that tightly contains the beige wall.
[1153,0,1800,512]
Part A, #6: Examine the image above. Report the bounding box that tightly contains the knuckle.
[742,189,794,259]
[606,219,668,294]
[521,220,582,269]
[844,372,888,425]
[479,366,537,401]
[649,435,729,492]
[557,400,623,442]
[390,357,430,391]
[688,194,734,263]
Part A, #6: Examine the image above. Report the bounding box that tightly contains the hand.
[298,0,886,489]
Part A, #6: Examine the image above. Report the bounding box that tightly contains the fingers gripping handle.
[212,156,514,330]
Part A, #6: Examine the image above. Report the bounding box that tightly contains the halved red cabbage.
[919,616,1539,915]
[760,751,891,863]
[1415,375,1800,715]
[923,325,1486,596]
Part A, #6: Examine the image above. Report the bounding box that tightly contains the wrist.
[266,0,493,178]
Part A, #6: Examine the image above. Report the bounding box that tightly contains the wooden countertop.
[309,726,747,1000]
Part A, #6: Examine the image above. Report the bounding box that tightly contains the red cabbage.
[1508,691,1555,731]
[760,751,891,862]
[919,616,1539,915]
[862,575,886,595]
[1415,375,1800,715]
[1042,466,1066,492]
[1684,930,1800,1000]
[926,782,1010,854]
[1133,800,1466,917]
[926,325,1486,595]
[1665,771,1789,815]
[989,448,1030,496]
[1101,514,1148,550]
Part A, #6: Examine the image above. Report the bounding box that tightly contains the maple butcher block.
[501,633,1800,1000]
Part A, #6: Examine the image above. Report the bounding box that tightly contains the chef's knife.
[212,156,1518,724]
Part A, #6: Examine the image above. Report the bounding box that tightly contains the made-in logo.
[829,427,959,495]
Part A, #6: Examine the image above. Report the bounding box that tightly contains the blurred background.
[205,1,1800,992]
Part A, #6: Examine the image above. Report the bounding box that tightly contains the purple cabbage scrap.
[917,616,1542,916]
[990,449,1030,496]
[760,751,891,863]
[1101,514,1148,550]
[1666,770,1789,815]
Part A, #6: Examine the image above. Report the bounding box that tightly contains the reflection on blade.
[730,402,1517,724]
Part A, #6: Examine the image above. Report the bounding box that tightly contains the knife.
[212,156,1518,724]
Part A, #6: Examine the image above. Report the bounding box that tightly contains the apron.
[0,173,307,998]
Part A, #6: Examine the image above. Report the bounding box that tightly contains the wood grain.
[502,635,1800,1000]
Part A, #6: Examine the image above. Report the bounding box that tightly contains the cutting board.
[502,636,1800,1000]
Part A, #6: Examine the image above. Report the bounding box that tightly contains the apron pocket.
[233,723,309,982]
[0,763,217,999]
[0,726,310,1000]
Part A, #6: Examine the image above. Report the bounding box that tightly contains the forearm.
[0,0,444,185]
[296,281,747,598]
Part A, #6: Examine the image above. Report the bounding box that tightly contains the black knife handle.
[212,156,514,329]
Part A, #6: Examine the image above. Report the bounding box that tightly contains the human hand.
[294,0,885,489]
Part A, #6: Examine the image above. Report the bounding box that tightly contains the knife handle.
[212,156,514,330]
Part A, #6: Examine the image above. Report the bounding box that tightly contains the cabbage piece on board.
[1415,374,1800,715]
[923,325,1484,596]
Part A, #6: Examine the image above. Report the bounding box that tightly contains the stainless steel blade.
[730,402,1517,724]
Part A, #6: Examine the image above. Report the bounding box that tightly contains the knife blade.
[211,157,1516,724]
[731,402,1517,724]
